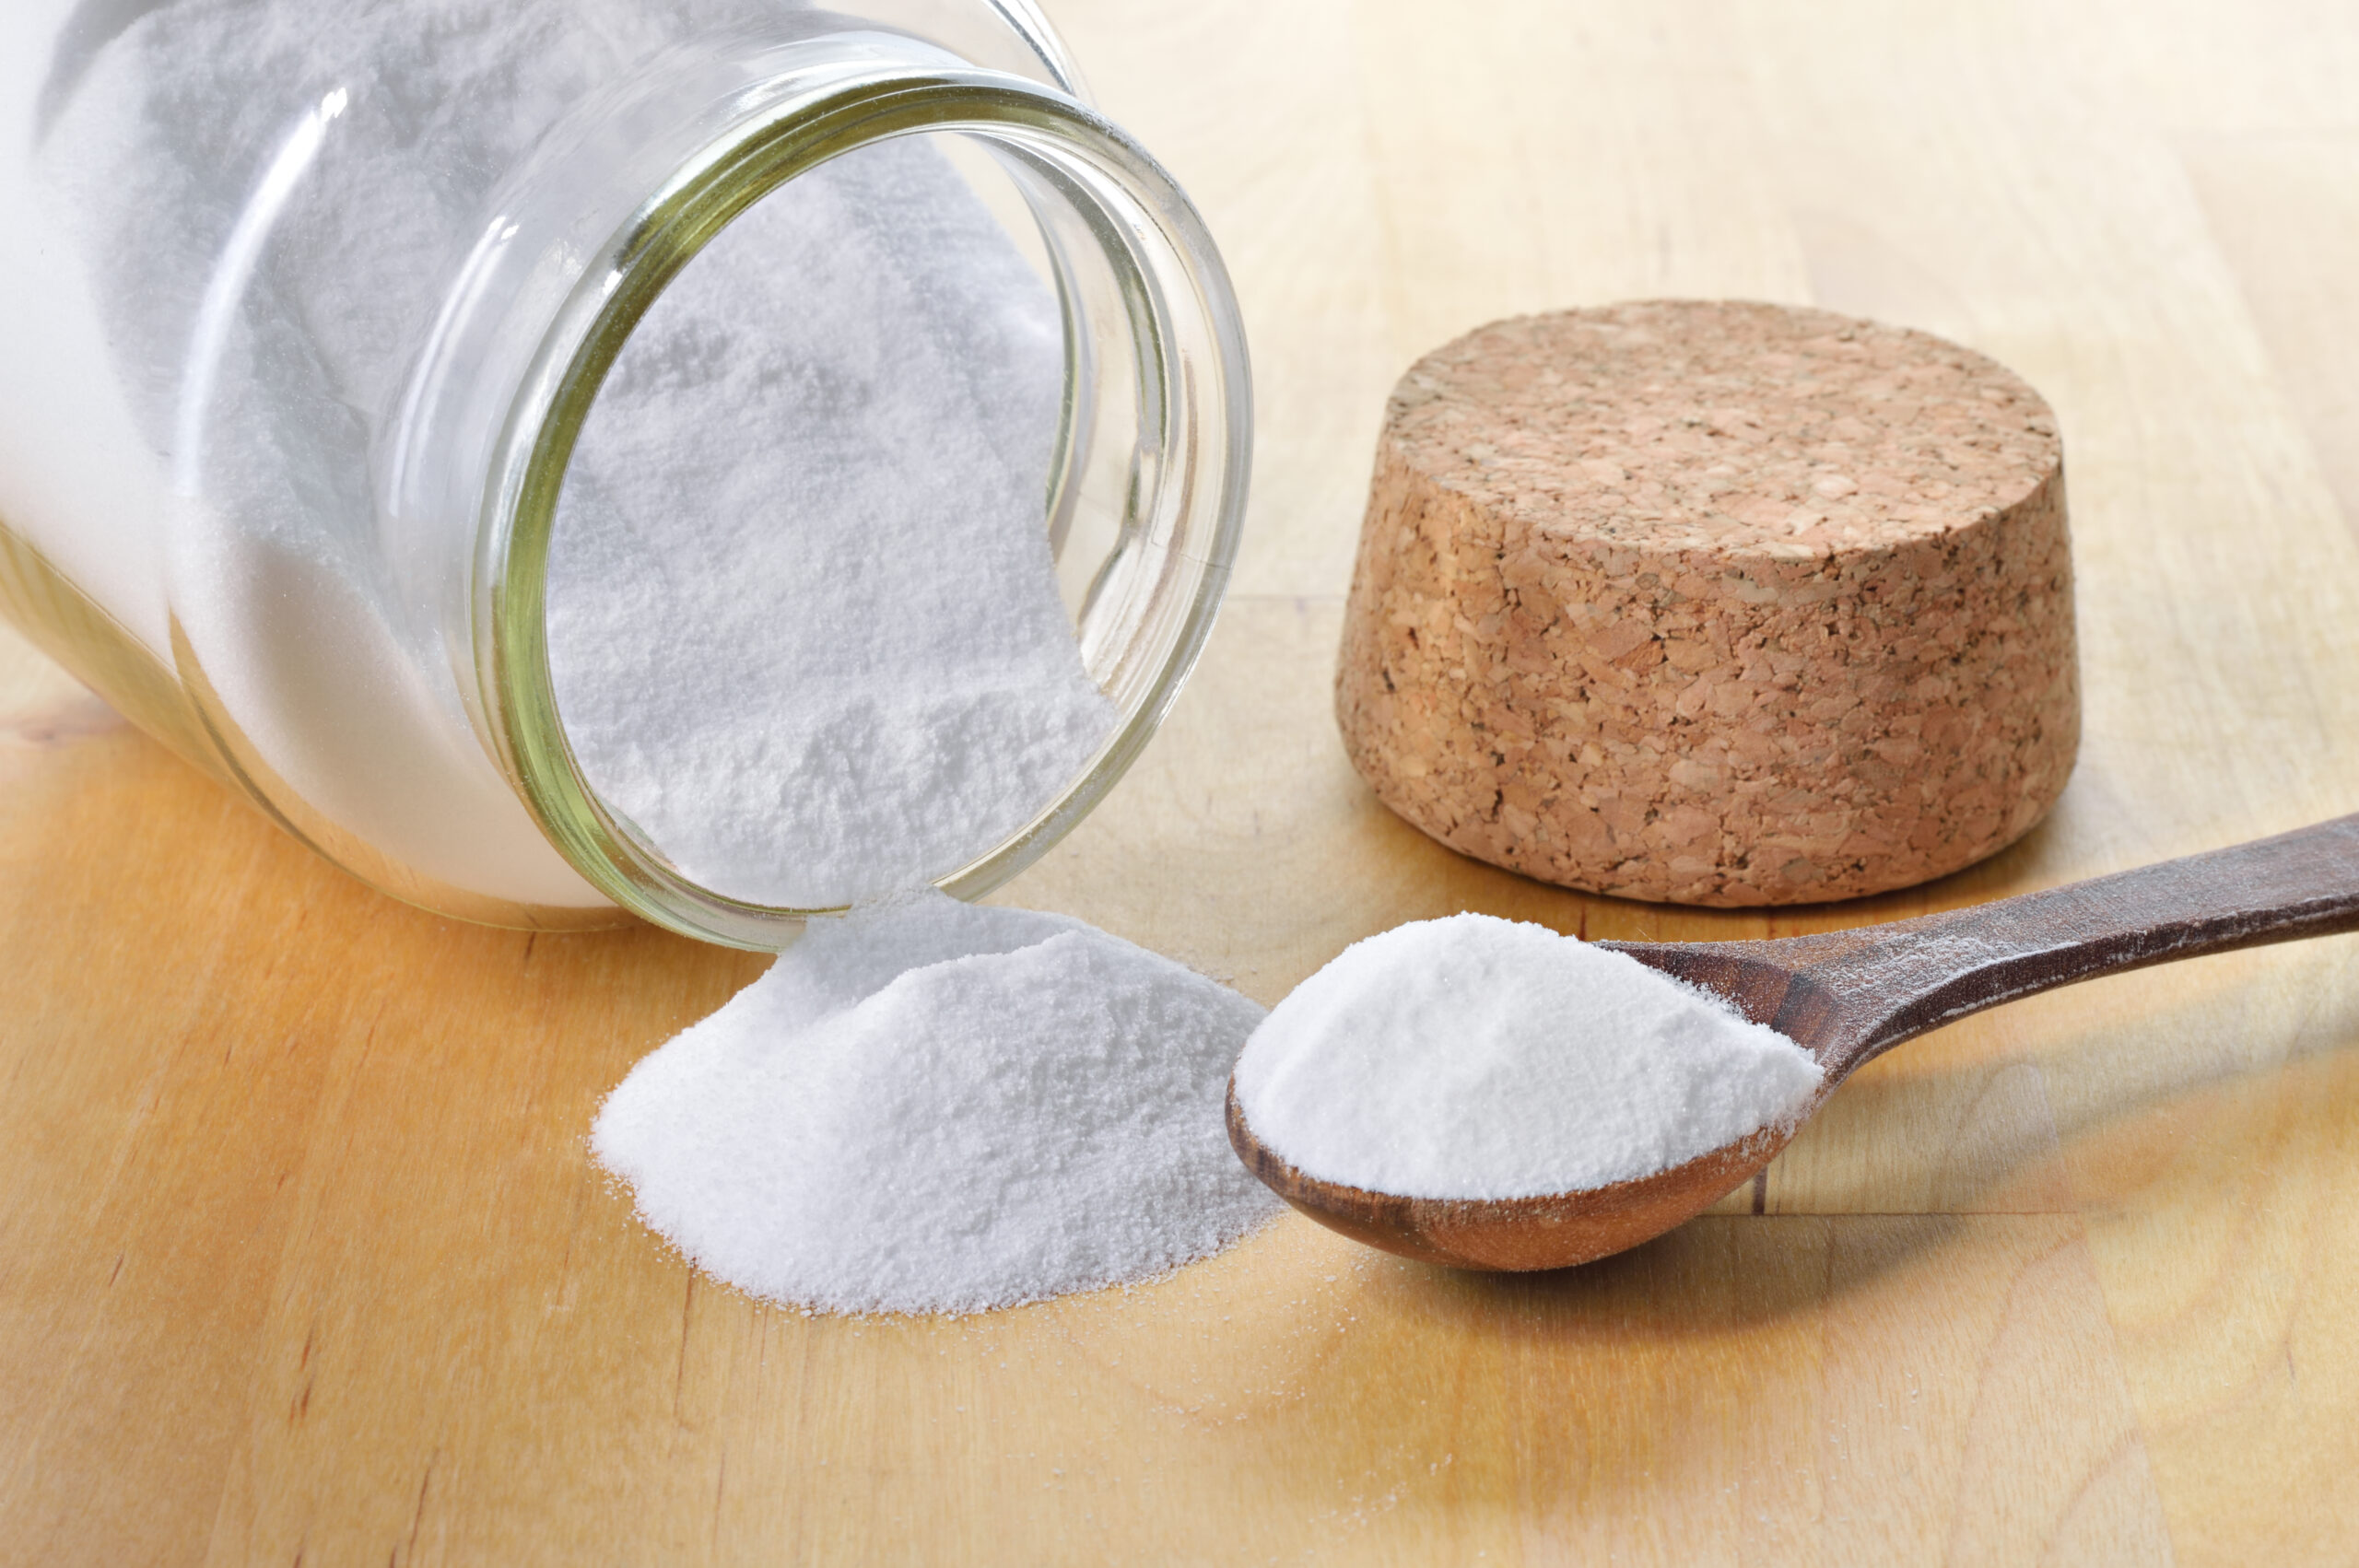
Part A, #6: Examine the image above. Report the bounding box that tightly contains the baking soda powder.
[1233,913,1824,1200]
[593,894,1278,1316]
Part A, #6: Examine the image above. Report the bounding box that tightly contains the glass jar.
[0,0,1250,949]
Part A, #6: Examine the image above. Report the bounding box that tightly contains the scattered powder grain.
[1233,914,1824,1200]
[593,893,1280,1316]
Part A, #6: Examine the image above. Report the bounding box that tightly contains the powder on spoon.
[593,893,1280,1316]
[1232,913,1824,1200]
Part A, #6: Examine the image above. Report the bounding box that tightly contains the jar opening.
[545,127,1105,912]
[480,52,1250,948]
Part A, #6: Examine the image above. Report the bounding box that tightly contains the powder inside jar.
[37,1,1120,910]
[1232,913,1824,1199]
[547,135,1118,908]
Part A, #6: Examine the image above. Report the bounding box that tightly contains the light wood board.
[7,1,2359,1561]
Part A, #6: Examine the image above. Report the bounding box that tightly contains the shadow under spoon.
[1226,813,2359,1271]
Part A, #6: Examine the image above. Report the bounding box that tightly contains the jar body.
[0,1,1250,942]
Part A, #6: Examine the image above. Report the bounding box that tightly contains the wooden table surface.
[8,2,2359,1562]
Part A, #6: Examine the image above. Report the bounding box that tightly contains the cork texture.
[1336,300,2078,907]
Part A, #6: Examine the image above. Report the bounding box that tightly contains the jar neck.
[384,28,1250,950]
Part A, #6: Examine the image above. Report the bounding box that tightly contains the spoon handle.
[1616,813,2359,1074]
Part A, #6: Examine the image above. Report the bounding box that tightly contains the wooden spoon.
[1226,813,2359,1272]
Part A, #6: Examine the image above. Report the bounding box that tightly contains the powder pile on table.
[594,894,1278,1316]
[1233,914,1824,1199]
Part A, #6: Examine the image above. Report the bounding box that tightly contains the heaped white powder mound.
[593,895,1280,1316]
[548,136,1117,907]
[1232,914,1824,1200]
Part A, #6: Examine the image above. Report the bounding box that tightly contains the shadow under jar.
[0,0,1250,948]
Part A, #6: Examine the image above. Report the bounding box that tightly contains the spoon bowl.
[1228,813,2359,1271]
[1226,1087,1801,1270]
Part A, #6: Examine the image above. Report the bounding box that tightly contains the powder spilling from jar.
[1232,914,1823,1199]
[593,894,1278,1316]
[557,97,1235,1313]
[47,0,1238,1314]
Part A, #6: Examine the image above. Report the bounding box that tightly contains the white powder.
[593,893,1279,1316]
[547,135,1118,907]
[1232,914,1825,1200]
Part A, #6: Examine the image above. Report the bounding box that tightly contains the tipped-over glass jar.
[0,0,1249,949]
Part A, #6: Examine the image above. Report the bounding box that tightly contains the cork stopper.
[1336,300,2077,907]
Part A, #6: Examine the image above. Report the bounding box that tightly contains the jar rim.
[475,49,1252,949]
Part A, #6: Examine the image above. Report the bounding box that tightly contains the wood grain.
[7,0,2359,1562]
